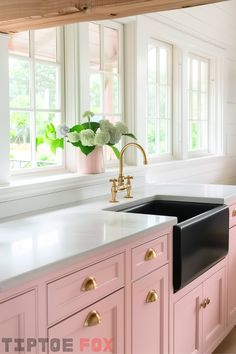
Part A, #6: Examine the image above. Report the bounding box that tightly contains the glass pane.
[90,73,103,113]
[10,111,31,169]
[148,45,156,82]
[36,112,61,167]
[190,122,200,151]
[192,59,199,90]
[35,28,57,62]
[104,75,119,114]
[148,83,157,117]
[8,31,29,57]
[147,120,157,155]
[35,63,60,110]
[160,48,168,85]
[104,27,118,73]
[191,91,199,120]
[201,61,208,92]
[201,93,208,120]
[159,85,168,119]
[89,23,100,70]
[9,57,30,108]
[159,119,168,154]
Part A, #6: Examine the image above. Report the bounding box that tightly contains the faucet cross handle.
[124,175,133,199]
[109,179,119,203]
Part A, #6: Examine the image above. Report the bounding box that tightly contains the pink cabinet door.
[202,267,226,352]
[174,285,203,354]
[48,289,124,354]
[0,291,37,354]
[228,226,236,326]
[132,265,168,354]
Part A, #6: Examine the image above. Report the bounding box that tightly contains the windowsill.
[0,154,228,204]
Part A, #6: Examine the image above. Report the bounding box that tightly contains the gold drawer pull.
[81,276,97,291]
[84,310,102,327]
[232,209,236,217]
[206,297,211,305]
[146,290,158,303]
[145,248,157,261]
[201,298,211,309]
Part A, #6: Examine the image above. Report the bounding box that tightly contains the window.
[8,28,63,171]
[187,54,210,155]
[88,22,123,161]
[147,39,172,158]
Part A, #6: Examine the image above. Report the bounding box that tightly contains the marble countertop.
[1,182,236,292]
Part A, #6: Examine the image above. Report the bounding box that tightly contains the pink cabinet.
[48,289,124,354]
[0,291,37,354]
[173,267,226,354]
[228,226,236,326]
[132,265,169,354]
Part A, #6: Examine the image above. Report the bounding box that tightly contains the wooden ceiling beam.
[0,0,226,33]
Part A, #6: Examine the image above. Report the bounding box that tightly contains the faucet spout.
[119,142,148,181]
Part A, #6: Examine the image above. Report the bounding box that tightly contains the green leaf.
[108,144,120,159]
[49,138,64,154]
[70,122,100,134]
[71,141,95,155]
[122,133,137,140]
[45,123,57,140]
[36,136,45,150]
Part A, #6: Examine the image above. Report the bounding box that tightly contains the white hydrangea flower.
[67,132,80,143]
[57,124,70,138]
[80,129,95,146]
[99,119,113,132]
[109,126,122,145]
[115,121,128,134]
[94,129,110,146]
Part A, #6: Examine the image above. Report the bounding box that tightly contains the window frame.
[9,27,66,176]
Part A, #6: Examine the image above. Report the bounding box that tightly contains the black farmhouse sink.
[117,200,229,292]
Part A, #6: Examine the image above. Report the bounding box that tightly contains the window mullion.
[30,31,37,168]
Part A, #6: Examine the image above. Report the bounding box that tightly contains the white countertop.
[1,182,236,292]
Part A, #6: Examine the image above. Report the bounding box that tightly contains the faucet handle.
[124,176,133,199]
[124,175,133,184]
[109,178,118,185]
[109,179,119,203]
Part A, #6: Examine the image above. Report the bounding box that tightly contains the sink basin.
[117,199,229,292]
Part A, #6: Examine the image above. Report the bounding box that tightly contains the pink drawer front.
[132,235,168,281]
[47,253,124,325]
[229,203,236,229]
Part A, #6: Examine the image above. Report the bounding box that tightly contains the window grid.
[9,28,64,171]
[147,39,172,158]
[188,54,210,154]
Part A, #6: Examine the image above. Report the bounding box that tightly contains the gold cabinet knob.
[206,297,211,305]
[84,310,102,327]
[201,299,207,309]
[146,290,158,303]
[144,248,157,261]
[81,276,97,291]
[232,209,236,217]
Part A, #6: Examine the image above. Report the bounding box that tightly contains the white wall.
[132,1,236,185]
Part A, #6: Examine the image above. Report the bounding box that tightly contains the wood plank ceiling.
[0,0,226,33]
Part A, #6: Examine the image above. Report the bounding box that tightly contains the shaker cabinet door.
[0,291,37,354]
[228,226,236,326]
[173,285,203,354]
[132,265,169,354]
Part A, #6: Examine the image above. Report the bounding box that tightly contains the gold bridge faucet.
[109,143,148,203]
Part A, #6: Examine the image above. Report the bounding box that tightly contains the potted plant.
[36,111,136,174]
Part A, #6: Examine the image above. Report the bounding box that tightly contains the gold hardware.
[146,290,158,303]
[232,209,236,217]
[109,143,148,202]
[201,298,211,309]
[144,248,157,261]
[109,179,119,203]
[81,276,97,291]
[84,310,101,327]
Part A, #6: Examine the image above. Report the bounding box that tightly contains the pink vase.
[76,146,105,174]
